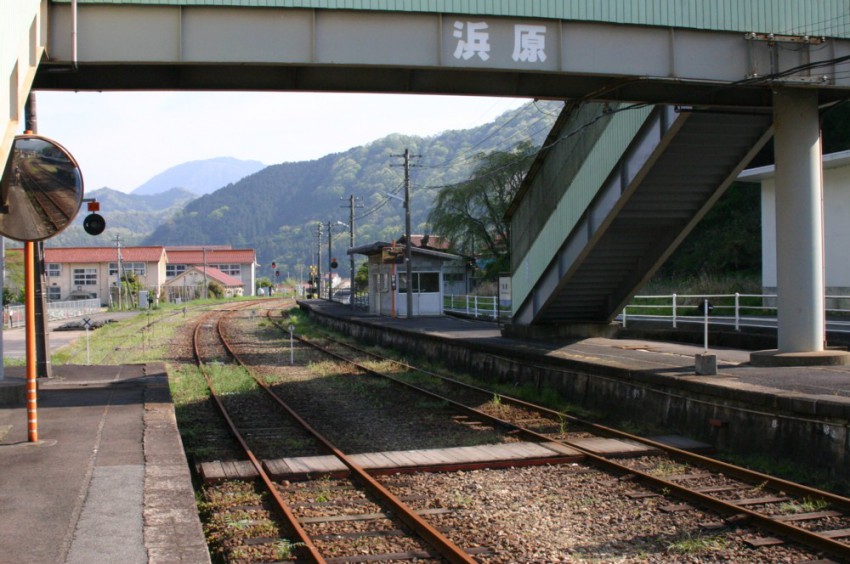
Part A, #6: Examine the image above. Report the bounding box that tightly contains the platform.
[0,363,209,563]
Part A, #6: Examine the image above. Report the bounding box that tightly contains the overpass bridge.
[5,0,850,364]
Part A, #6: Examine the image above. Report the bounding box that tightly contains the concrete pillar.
[773,88,824,353]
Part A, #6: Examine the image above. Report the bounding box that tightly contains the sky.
[29,91,528,194]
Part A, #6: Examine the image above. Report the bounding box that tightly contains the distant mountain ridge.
[131,156,265,196]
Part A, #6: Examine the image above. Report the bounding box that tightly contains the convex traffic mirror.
[0,134,84,241]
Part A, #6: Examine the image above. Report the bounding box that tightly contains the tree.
[427,141,534,280]
[208,281,224,299]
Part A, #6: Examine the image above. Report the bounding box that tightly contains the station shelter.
[348,238,467,317]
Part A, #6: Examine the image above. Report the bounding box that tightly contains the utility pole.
[327,220,333,299]
[341,194,362,300]
[392,149,419,318]
[316,222,323,299]
[114,234,122,309]
[25,94,52,379]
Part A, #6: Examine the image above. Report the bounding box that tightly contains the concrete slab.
[750,348,850,367]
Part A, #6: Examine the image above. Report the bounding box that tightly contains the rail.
[5,298,101,328]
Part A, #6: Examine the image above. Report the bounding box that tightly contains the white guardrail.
[445,292,850,334]
[4,299,101,329]
[622,293,850,334]
[443,295,509,321]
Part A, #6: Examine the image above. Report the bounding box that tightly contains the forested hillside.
[144,101,562,275]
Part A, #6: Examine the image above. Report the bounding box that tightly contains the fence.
[443,294,509,321]
[5,298,101,329]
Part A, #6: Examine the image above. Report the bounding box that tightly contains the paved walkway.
[0,362,209,563]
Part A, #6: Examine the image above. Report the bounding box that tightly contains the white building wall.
[760,156,850,293]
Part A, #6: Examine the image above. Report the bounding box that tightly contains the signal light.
[330,257,338,269]
[83,213,106,236]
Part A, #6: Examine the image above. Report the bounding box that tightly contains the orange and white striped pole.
[24,241,38,442]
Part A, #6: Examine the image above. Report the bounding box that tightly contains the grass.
[50,304,190,365]
[718,452,848,496]
[779,497,828,514]
[666,532,729,555]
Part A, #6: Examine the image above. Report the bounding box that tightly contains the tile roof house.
[163,265,246,301]
[164,247,257,296]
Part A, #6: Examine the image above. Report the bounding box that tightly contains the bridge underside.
[512,105,773,327]
[35,63,783,109]
[31,3,850,109]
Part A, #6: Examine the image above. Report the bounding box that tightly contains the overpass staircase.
[510,104,773,327]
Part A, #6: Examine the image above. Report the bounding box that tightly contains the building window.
[109,262,146,276]
[397,272,441,293]
[47,287,61,301]
[212,264,241,276]
[46,263,61,277]
[73,268,97,286]
[166,264,187,278]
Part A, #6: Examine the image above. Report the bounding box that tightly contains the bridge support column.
[751,88,850,366]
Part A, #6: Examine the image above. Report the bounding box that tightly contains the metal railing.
[443,294,509,321]
[5,298,102,329]
[443,292,850,334]
[621,293,850,333]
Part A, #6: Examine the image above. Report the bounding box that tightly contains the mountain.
[48,187,197,247]
[131,156,266,196]
[144,101,562,276]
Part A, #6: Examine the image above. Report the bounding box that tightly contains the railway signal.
[83,200,105,236]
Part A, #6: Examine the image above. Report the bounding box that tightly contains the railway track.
[193,302,486,562]
[266,311,850,562]
[17,157,78,232]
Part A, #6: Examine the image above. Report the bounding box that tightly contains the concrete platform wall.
[306,308,849,489]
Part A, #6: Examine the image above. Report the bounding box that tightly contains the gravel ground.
[380,465,822,562]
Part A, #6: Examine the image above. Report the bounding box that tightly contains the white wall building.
[740,150,850,296]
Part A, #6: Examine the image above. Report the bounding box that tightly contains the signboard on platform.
[382,246,404,264]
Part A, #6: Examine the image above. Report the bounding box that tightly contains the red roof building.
[7,245,258,305]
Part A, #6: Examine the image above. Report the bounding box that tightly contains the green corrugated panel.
[511,104,654,309]
[52,0,850,37]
